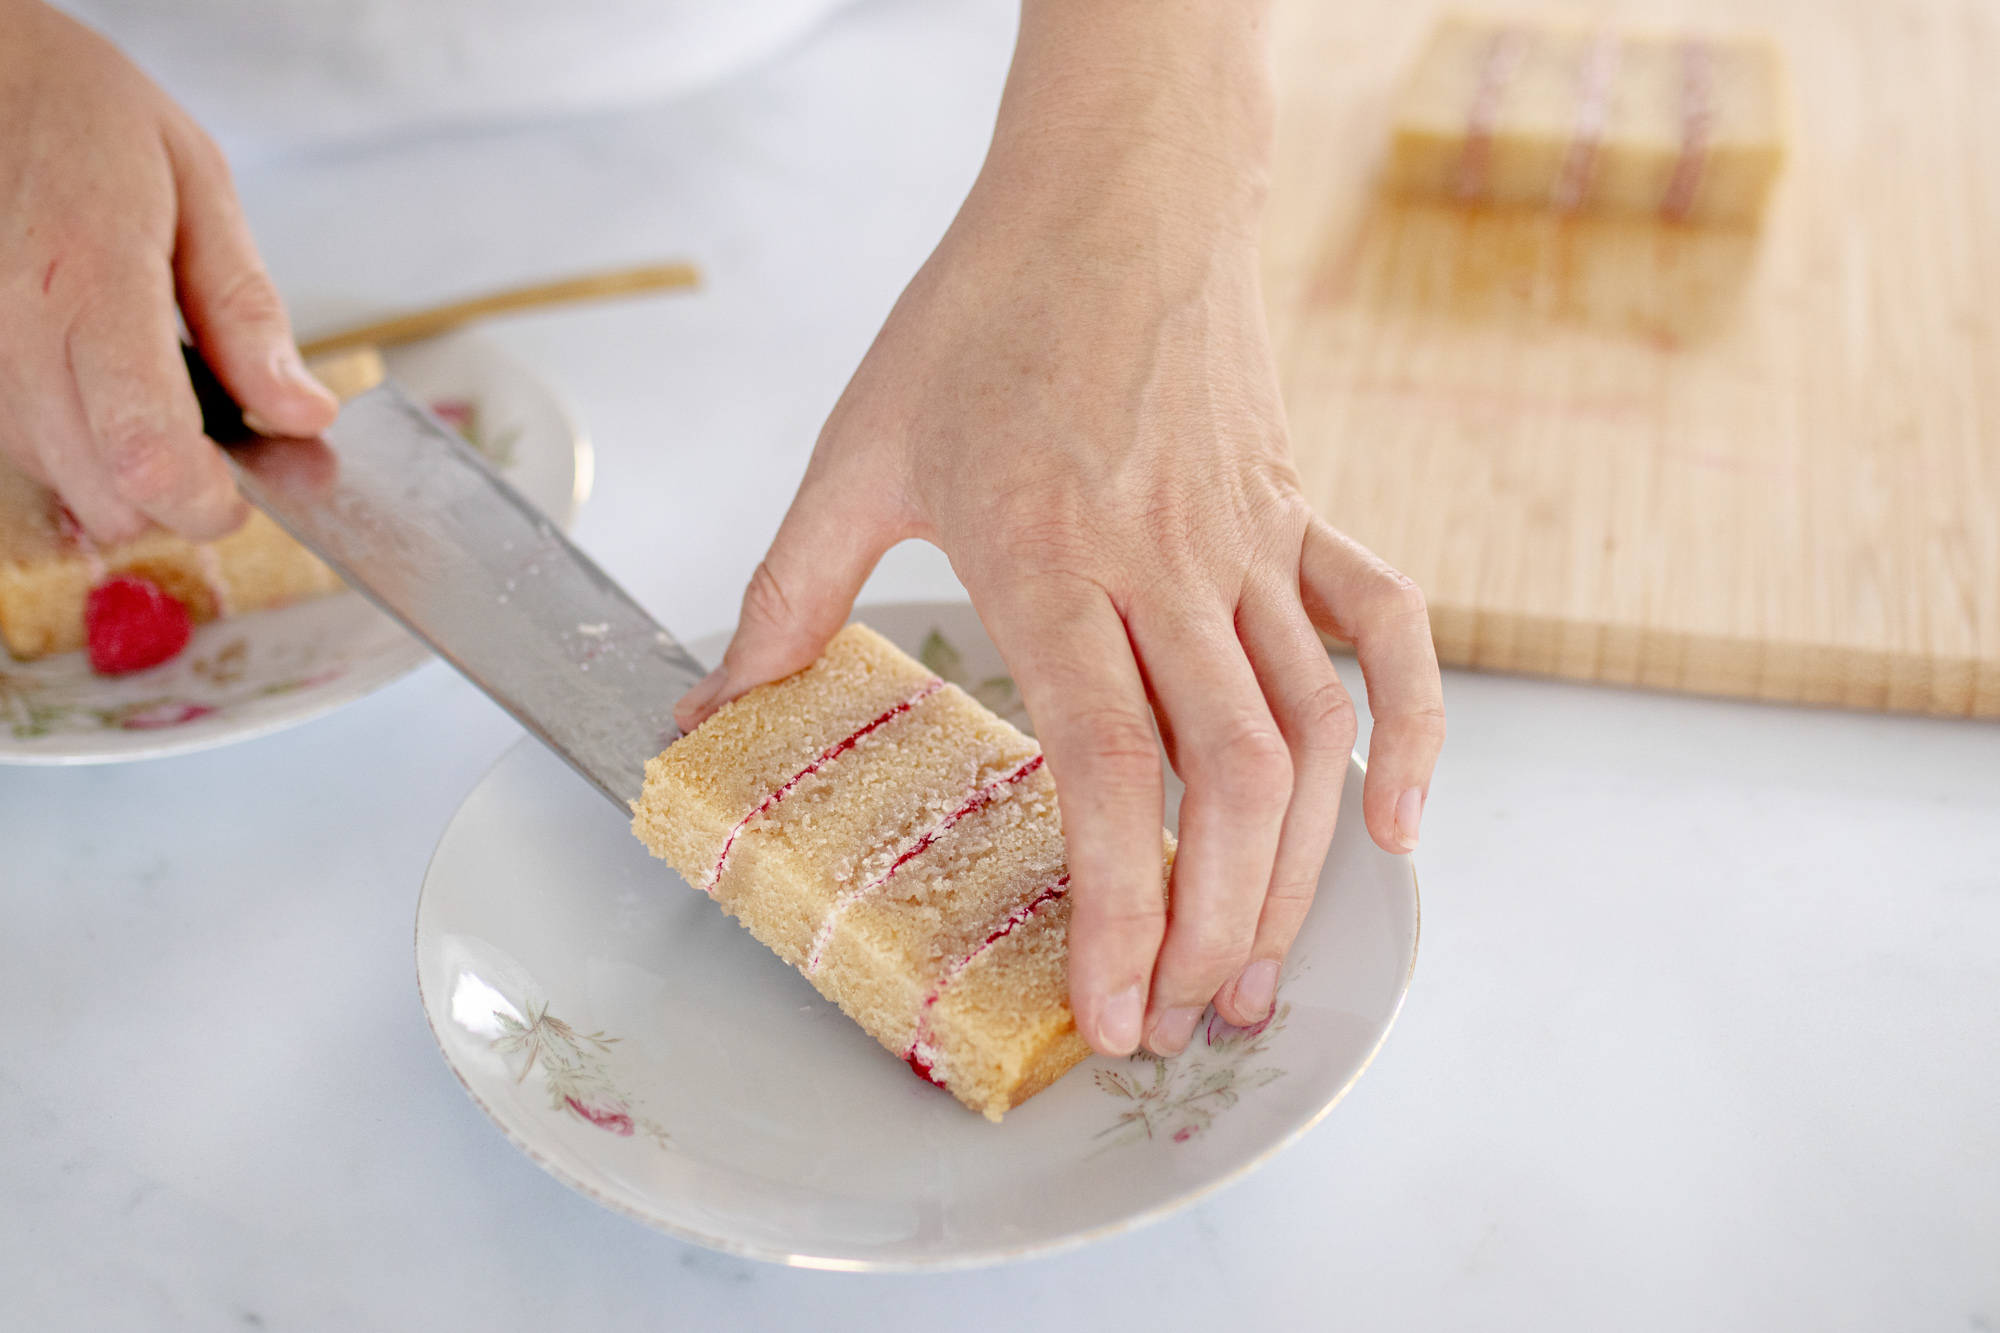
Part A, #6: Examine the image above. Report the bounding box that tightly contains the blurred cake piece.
[0,346,383,665]
[1388,18,1785,226]
[0,460,346,663]
[302,344,385,402]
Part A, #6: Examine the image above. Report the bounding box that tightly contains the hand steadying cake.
[1,0,1444,1061]
[676,2,1446,1060]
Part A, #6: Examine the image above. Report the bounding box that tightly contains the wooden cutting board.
[1263,0,2000,717]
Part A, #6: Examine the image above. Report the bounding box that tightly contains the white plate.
[0,331,589,764]
[416,600,1419,1270]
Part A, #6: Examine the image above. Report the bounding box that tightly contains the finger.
[1128,600,1293,1055]
[4,360,149,543]
[1211,587,1357,1027]
[675,450,904,732]
[977,576,1163,1059]
[1301,518,1446,854]
[168,124,337,438]
[67,253,247,540]
[34,408,149,545]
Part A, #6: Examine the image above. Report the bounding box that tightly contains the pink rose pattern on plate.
[0,644,349,739]
[1091,994,1292,1154]
[491,1001,669,1146]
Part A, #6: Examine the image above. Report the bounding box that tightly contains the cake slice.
[1388,18,1786,226]
[631,622,1172,1122]
[0,347,382,665]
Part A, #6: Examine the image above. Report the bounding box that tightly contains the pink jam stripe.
[804,752,1046,974]
[923,874,1070,1007]
[1660,40,1715,222]
[1455,27,1530,202]
[900,873,1072,1083]
[1550,33,1623,213]
[701,677,944,894]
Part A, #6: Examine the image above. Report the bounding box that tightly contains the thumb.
[675,455,906,732]
[167,122,338,437]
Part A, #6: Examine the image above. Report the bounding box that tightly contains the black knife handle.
[181,343,254,444]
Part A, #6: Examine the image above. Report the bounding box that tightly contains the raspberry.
[85,574,193,675]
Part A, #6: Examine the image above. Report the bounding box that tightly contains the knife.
[183,345,707,810]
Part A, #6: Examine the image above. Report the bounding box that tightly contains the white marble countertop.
[5,1,1997,1327]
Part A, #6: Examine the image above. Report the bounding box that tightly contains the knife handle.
[180,343,255,445]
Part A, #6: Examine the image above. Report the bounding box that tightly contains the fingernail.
[674,665,728,728]
[1232,959,1279,1023]
[1395,787,1425,851]
[1147,1006,1203,1057]
[277,348,336,406]
[1098,985,1143,1056]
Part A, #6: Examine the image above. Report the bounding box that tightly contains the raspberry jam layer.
[902,874,1071,1087]
[702,677,945,893]
[803,753,1045,974]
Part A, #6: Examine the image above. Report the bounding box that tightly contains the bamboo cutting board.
[1264,0,2000,717]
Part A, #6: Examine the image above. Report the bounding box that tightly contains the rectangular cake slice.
[1388,18,1785,226]
[631,622,1172,1121]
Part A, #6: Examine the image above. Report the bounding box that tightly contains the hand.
[0,0,335,544]
[678,0,1445,1058]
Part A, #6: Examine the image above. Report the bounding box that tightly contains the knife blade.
[184,345,707,809]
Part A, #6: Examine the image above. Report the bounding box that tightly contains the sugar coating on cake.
[631,622,1172,1122]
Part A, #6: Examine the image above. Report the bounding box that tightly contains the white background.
[4,1,1997,1328]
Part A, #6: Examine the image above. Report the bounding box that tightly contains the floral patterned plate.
[0,331,588,765]
[415,601,1419,1270]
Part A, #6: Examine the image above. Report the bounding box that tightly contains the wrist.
[973,0,1276,247]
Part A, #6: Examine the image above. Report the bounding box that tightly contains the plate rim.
[0,331,590,767]
[414,600,1420,1271]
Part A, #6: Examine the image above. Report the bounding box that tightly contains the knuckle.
[102,421,183,503]
[182,124,232,175]
[1264,869,1320,911]
[1368,568,1430,625]
[737,560,802,633]
[1167,919,1258,980]
[1291,676,1359,755]
[66,491,150,546]
[1379,696,1449,749]
[1081,900,1169,937]
[1402,704,1449,744]
[103,424,223,524]
[1066,706,1160,775]
[207,268,286,330]
[97,512,152,545]
[1192,720,1293,805]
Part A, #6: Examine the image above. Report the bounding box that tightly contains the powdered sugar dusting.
[803,753,1045,974]
[702,677,944,894]
[901,874,1071,1083]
